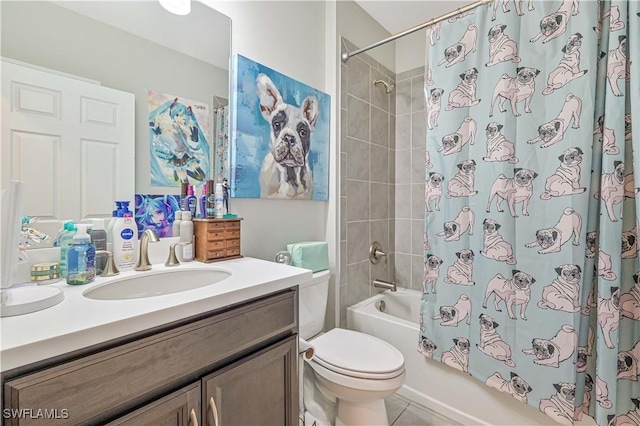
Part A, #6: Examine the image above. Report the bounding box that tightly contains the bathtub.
[347,289,594,426]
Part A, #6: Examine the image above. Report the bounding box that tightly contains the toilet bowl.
[299,270,406,426]
[307,328,405,426]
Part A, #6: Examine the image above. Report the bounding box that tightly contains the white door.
[1,60,135,239]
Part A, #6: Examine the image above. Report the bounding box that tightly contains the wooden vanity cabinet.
[2,289,298,426]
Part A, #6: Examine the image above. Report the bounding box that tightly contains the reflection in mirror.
[1,0,231,245]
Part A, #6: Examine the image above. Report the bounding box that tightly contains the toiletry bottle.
[53,220,72,247]
[206,180,216,219]
[112,201,138,272]
[185,185,197,217]
[66,224,96,285]
[199,184,207,219]
[172,210,182,238]
[180,180,189,211]
[107,201,124,244]
[59,221,76,278]
[89,218,107,275]
[179,211,194,262]
[214,183,224,219]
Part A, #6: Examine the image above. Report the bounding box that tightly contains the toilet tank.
[299,270,330,340]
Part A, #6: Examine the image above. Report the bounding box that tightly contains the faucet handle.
[95,250,119,277]
[369,241,387,265]
[165,242,190,267]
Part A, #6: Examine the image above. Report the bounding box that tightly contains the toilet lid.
[311,329,405,379]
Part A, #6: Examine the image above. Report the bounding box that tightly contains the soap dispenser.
[66,224,96,285]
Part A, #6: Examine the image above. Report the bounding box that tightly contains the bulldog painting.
[257,73,318,199]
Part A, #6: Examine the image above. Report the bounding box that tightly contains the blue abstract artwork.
[230,54,330,200]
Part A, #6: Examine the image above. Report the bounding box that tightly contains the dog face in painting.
[257,73,319,199]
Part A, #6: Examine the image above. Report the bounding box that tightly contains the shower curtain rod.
[341,0,493,62]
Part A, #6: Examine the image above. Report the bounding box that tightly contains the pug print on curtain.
[419,1,640,424]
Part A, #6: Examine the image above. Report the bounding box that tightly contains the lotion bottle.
[179,211,194,262]
[66,224,96,285]
[112,202,138,272]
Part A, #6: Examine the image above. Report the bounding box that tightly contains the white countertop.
[0,257,312,372]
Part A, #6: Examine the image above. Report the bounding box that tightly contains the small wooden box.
[193,218,243,263]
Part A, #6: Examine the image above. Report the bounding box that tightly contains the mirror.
[1,0,231,245]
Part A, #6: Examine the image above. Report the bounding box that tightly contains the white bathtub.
[347,289,593,426]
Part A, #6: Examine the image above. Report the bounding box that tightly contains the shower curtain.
[420,1,639,424]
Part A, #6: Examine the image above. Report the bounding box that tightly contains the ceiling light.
[159,0,191,15]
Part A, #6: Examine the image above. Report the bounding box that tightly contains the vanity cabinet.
[2,289,298,426]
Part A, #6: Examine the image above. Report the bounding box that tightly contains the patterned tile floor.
[386,393,461,426]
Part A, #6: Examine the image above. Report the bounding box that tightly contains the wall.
[336,0,397,326]
[393,65,427,291]
[339,37,396,326]
[0,1,229,197]
[202,1,332,263]
[336,0,395,72]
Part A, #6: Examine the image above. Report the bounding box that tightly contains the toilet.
[300,270,406,426]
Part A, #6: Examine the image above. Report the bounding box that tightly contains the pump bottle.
[67,224,96,285]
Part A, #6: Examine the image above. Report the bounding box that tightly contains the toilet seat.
[310,328,405,380]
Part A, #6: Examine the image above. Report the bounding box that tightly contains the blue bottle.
[66,224,96,285]
[184,185,197,218]
[59,221,76,278]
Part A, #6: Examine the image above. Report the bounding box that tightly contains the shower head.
[373,79,395,94]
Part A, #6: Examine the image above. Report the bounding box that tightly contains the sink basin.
[83,269,231,300]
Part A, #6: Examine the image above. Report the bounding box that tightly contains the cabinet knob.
[189,408,199,426]
[209,397,220,426]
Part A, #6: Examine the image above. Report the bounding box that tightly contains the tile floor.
[385,393,461,426]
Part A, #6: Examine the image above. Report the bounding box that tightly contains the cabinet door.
[107,382,201,426]
[203,336,297,426]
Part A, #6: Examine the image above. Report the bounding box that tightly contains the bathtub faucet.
[373,278,396,292]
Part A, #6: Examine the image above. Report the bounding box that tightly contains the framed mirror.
[1,0,231,245]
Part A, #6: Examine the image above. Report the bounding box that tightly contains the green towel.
[286,241,329,272]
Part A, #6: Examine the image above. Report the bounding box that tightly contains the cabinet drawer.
[225,239,240,249]
[225,221,240,229]
[225,229,240,239]
[3,291,296,425]
[206,249,226,259]
[226,248,240,257]
[207,222,225,231]
[207,231,225,241]
[206,240,225,251]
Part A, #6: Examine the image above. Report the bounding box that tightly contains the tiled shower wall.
[393,65,427,292]
[339,38,396,327]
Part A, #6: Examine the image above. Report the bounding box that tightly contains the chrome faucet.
[373,278,397,292]
[165,242,191,267]
[134,229,159,271]
[95,250,119,277]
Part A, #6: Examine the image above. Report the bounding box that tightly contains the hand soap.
[67,224,96,285]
